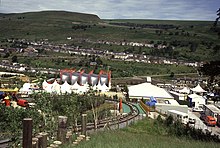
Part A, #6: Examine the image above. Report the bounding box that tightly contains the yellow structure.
[0,87,19,92]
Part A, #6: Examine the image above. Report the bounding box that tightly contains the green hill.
[0,11,102,42]
[0,11,219,61]
[0,11,101,22]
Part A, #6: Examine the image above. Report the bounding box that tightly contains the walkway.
[133,103,146,114]
[122,103,131,113]
[122,103,146,114]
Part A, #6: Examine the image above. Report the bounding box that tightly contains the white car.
[192,107,203,112]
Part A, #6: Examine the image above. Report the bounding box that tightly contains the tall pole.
[81,114,87,137]
[57,116,68,143]
[119,98,123,114]
[22,118,32,148]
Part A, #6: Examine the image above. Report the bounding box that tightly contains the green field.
[63,118,220,148]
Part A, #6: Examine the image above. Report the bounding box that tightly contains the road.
[113,73,198,80]
[188,109,220,136]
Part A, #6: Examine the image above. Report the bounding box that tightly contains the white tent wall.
[51,80,61,94]
[169,91,187,100]
[61,81,72,94]
[156,104,188,114]
[101,83,110,92]
[45,83,53,93]
[42,79,110,94]
[188,93,206,108]
[76,84,89,94]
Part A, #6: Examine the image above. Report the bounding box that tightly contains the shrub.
[164,115,173,126]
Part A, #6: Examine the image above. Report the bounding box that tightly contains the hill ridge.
[0,10,102,23]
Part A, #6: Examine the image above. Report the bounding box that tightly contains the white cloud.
[0,0,219,20]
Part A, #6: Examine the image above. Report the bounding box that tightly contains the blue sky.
[0,0,219,20]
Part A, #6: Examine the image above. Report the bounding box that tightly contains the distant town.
[0,38,202,75]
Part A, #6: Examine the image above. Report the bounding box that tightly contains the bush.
[164,115,173,126]
[159,115,220,143]
[0,105,43,145]
[156,115,163,124]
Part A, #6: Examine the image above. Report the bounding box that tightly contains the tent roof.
[191,84,206,93]
[128,82,174,99]
[188,93,205,100]
[179,87,190,94]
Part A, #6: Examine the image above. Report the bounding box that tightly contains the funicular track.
[0,100,141,147]
[75,99,140,132]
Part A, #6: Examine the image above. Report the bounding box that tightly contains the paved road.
[188,110,208,131]
[188,109,220,136]
[113,73,198,80]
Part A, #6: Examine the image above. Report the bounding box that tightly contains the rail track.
[75,100,141,132]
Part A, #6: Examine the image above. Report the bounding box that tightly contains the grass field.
[63,118,220,148]
[103,59,196,78]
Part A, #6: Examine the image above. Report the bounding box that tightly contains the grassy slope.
[0,11,101,42]
[63,118,220,148]
[103,59,195,78]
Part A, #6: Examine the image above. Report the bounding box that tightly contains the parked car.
[204,116,216,126]
[200,112,207,121]
[192,107,203,112]
[188,117,196,124]
[217,114,220,127]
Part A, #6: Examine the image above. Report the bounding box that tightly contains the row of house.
[0,60,59,75]
[1,38,203,67]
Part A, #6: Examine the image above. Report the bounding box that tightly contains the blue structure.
[0,91,4,101]
[146,96,157,107]
[188,97,193,107]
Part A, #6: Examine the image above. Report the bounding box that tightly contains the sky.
[0,0,219,20]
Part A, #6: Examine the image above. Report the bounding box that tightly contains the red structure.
[59,69,111,86]
[17,99,29,107]
[119,98,123,113]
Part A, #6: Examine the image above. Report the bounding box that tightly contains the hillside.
[0,11,101,22]
[0,11,220,61]
[0,11,102,42]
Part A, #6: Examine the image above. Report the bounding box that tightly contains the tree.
[170,72,175,78]
[12,55,18,63]
[213,45,220,53]
[165,115,174,126]
[190,42,198,52]
[213,8,220,28]
[96,57,103,65]
[199,60,220,85]
[3,52,10,58]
